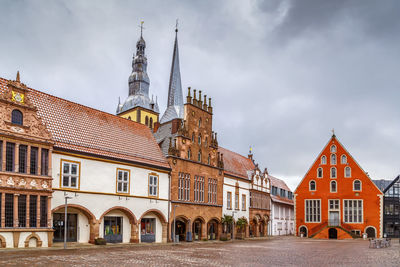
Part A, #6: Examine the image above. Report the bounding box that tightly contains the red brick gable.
[0,77,170,170]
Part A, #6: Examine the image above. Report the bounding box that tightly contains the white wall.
[269,201,294,236]
[222,177,250,221]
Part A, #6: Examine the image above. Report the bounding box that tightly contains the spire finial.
[16,71,20,82]
[249,146,253,155]
[332,128,335,137]
[139,21,145,37]
[175,19,178,33]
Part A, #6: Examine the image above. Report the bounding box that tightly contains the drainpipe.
[168,173,171,242]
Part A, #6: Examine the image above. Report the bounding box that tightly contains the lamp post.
[231,211,237,240]
[173,204,179,243]
[64,192,72,249]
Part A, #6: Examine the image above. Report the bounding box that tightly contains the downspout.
[168,173,171,242]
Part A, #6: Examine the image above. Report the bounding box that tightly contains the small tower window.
[341,155,347,164]
[331,167,337,178]
[199,118,202,127]
[149,117,153,129]
[192,133,195,142]
[309,180,316,191]
[145,116,149,126]
[208,154,211,165]
[128,116,131,120]
[11,109,23,125]
[198,151,202,162]
[330,181,337,193]
[330,154,336,165]
[345,166,351,178]
[198,134,202,145]
[317,167,323,178]
[187,149,191,160]
[353,180,361,191]
[321,155,327,165]
[330,145,337,153]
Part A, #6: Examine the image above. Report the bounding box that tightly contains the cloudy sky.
[1,0,400,190]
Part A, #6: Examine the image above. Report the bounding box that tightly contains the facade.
[295,134,383,239]
[0,74,53,248]
[374,176,400,238]
[117,25,160,129]
[269,175,294,236]
[0,76,171,245]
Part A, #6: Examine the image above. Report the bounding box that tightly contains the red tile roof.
[269,175,294,205]
[0,77,170,170]
[219,147,255,179]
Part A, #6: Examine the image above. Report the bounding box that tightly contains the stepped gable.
[219,147,255,179]
[0,77,170,169]
[269,175,294,205]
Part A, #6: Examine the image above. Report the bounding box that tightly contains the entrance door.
[53,213,78,242]
[329,212,340,226]
[329,228,338,239]
[141,218,156,243]
[193,220,202,241]
[104,216,123,243]
[175,220,186,242]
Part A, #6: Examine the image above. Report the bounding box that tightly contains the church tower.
[117,22,159,129]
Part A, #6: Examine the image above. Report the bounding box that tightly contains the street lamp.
[173,204,180,243]
[64,192,72,249]
[231,211,237,240]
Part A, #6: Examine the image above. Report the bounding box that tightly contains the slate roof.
[373,178,396,193]
[0,77,170,170]
[219,147,255,179]
[269,175,294,206]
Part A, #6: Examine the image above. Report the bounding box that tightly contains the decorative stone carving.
[18,179,27,186]
[7,177,14,185]
[30,179,37,187]
[42,181,48,189]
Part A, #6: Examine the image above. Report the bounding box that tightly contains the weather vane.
[332,128,335,136]
[175,18,178,32]
[139,21,145,36]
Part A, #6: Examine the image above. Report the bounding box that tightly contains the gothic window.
[198,150,202,162]
[149,117,153,129]
[353,180,362,191]
[145,116,149,126]
[187,149,191,160]
[6,142,15,172]
[18,145,27,173]
[341,155,347,164]
[317,167,323,178]
[11,109,23,125]
[331,167,337,178]
[41,149,49,176]
[198,134,201,145]
[309,180,316,191]
[192,133,195,142]
[345,166,351,178]
[330,181,337,193]
[321,155,327,165]
[199,118,202,127]
[208,154,211,165]
[205,137,208,147]
[331,154,336,165]
[330,145,337,153]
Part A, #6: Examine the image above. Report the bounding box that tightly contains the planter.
[236,232,245,240]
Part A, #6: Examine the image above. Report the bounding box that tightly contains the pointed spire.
[16,71,20,83]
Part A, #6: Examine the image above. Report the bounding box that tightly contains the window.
[5,194,14,227]
[178,173,190,201]
[207,178,217,204]
[141,218,155,235]
[30,147,38,174]
[208,154,211,165]
[321,155,327,165]
[341,155,347,164]
[330,145,337,153]
[117,169,129,194]
[61,160,80,189]
[40,196,48,227]
[149,174,158,197]
[198,118,202,127]
[345,166,351,178]
[149,117,153,129]
[18,194,27,227]
[288,192,293,199]
[198,151,201,162]
[227,192,232,209]
[11,109,23,125]
[309,180,316,191]
[6,142,15,172]
[272,186,278,195]
[329,199,340,210]
[331,167,337,178]
[0,141,2,171]
[330,181,337,193]
[242,194,246,210]
[205,137,208,147]
[191,133,195,142]
[187,149,191,160]
[145,116,149,126]
[317,167,323,178]
[29,195,37,227]
[198,134,201,145]
[353,180,361,191]
[235,193,239,210]
[305,199,321,222]
[18,145,27,173]
[330,154,336,165]
[344,200,363,223]
[41,148,49,176]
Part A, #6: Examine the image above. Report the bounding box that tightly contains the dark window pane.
[19,145,27,173]
[11,109,23,125]
[41,149,49,176]
[18,195,27,227]
[5,194,14,227]
[30,196,37,227]
[40,196,47,227]
[30,147,38,174]
[6,142,15,172]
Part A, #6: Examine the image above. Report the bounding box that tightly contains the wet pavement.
[0,236,398,266]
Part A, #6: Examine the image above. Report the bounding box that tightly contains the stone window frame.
[116,168,130,194]
[148,173,159,198]
[60,159,81,189]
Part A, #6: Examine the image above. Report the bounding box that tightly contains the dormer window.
[11,109,23,125]
[330,145,337,153]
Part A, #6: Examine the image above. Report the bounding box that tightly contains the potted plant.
[236,217,248,239]
[220,214,234,241]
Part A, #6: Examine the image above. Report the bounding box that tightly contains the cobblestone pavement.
[0,236,398,267]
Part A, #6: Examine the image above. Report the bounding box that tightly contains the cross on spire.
[139,21,145,37]
[332,128,336,137]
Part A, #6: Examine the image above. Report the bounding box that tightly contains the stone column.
[1,193,5,227]
[1,141,6,171]
[245,224,250,238]
[36,195,41,227]
[217,223,222,240]
[26,195,30,227]
[37,147,42,176]
[26,146,31,174]
[47,196,52,227]
[89,220,100,243]
[13,194,19,227]
[130,221,139,243]
[15,144,19,172]
[186,219,192,242]
[232,222,236,239]
[162,222,168,243]
[201,222,207,240]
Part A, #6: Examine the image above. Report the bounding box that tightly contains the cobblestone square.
[0,237,398,267]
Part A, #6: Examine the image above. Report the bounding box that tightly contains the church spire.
[160,21,184,124]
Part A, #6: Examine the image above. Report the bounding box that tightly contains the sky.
[1,0,400,191]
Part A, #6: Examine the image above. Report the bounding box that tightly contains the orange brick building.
[295,134,383,239]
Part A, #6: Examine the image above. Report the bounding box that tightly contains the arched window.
[11,109,23,125]
[321,155,327,165]
[192,133,195,142]
[198,151,202,162]
[331,167,337,178]
[128,116,131,120]
[149,117,153,129]
[199,118,202,127]
[345,166,351,178]
[205,137,208,147]
[353,180,361,191]
[317,167,323,178]
[330,145,337,153]
[330,181,337,193]
[145,116,149,126]
[208,154,211,165]
[309,180,316,191]
[198,134,202,145]
[187,149,191,160]
[341,155,347,164]
[331,154,336,165]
